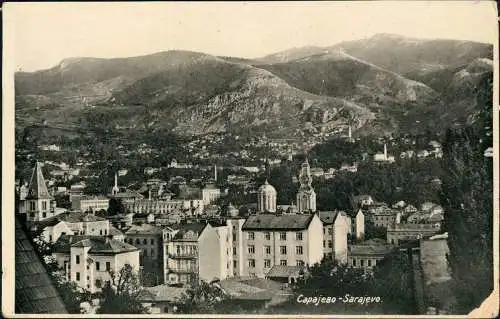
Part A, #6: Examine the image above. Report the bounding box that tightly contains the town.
[15,134,453,314]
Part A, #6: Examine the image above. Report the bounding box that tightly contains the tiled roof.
[54,235,138,254]
[15,217,68,314]
[137,285,187,302]
[218,279,273,301]
[172,222,207,240]
[242,213,314,231]
[58,211,106,223]
[25,161,53,200]
[109,225,124,236]
[266,265,304,278]
[319,211,347,225]
[124,223,163,235]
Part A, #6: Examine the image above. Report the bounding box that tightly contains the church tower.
[24,161,56,224]
[296,158,316,212]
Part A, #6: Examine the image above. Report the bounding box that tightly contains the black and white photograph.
[3,1,498,317]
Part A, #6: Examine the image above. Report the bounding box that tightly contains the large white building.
[319,211,349,263]
[52,235,140,293]
[240,213,324,278]
[40,211,111,243]
[71,196,110,212]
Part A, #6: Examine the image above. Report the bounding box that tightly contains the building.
[123,199,185,215]
[71,196,109,212]
[124,223,165,286]
[387,223,442,245]
[240,213,323,278]
[296,159,316,213]
[365,204,399,228]
[52,235,140,293]
[164,223,223,285]
[40,211,111,243]
[350,195,375,211]
[138,285,187,314]
[22,161,62,225]
[257,180,277,213]
[348,238,394,273]
[111,173,120,196]
[373,143,395,163]
[201,185,221,206]
[319,211,349,263]
[347,209,365,241]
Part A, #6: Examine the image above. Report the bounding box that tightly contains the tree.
[174,280,230,314]
[439,72,493,313]
[97,264,147,314]
[107,198,127,216]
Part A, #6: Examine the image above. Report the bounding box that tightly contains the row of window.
[126,238,156,245]
[28,201,49,211]
[323,240,333,248]
[75,255,111,271]
[247,245,303,255]
[351,258,377,267]
[248,259,305,268]
[247,231,303,241]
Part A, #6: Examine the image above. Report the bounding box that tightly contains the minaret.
[214,165,217,182]
[348,124,352,143]
[384,143,388,161]
[296,158,316,213]
[112,173,119,196]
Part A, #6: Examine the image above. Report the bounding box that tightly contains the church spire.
[26,161,52,200]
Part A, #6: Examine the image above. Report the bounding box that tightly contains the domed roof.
[258,180,277,194]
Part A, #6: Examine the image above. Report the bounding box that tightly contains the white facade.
[257,181,277,213]
[296,160,316,213]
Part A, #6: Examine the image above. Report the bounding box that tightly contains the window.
[42,212,47,218]
[233,247,237,255]
[76,255,80,264]
[30,212,35,218]
[96,262,100,271]
[280,260,287,266]
[360,259,365,267]
[265,232,271,240]
[368,260,372,267]
[135,238,140,245]
[95,279,102,288]
[248,245,255,254]
[144,249,148,257]
[100,230,103,235]
[296,246,303,255]
[49,235,52,242]
[106,262,111,271]
[233,260,237,268]
[143,239,148,244]
[296,260,305,267]
[296,232,303,240]
[328,228,333,235]
[353,259,356,266]
[280,232,287,240]
[248,259,255,268]
[264,259,271,268]
[323,228,325,234]
[328,240,332,248]
[232,233,237,241]
[151,249,155,256]
[265,245,271,254]
[29,202,35,210]
[280,246,287,255]
[42,201,47,210]
[248,232,255,240]
[76,272,80,281]
[323,240,326,248]
[151,239,155,245]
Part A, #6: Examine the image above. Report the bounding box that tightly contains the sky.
[4,1,498,72]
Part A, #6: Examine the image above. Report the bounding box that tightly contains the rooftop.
[172,222,208,240]
[54,235,138,254]
[25,161,53,200]
[125,223,163,235]
[349,241,394,256]
[137,285,187,302]
[58,211,107,223]
[242,213,314,231]
[15,217,68,314]
[266,265,305,278]
[319,211,346,225]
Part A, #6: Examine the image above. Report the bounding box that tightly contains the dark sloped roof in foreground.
[54,234,138,254]
[15,217,68,314]
[242,213,315,231]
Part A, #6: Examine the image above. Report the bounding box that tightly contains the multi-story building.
[319,211,349,263]
[202,185,221,206]
[345,209,365,241]
[124,223,165,285]
[240,213,323,278]
[123,198,203,215]
[71,196,109,212]
[365,205,399,228]
[52,235,140,293]
[164,222,223,285]
[348,238,394,273]
[387,223,441,245]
